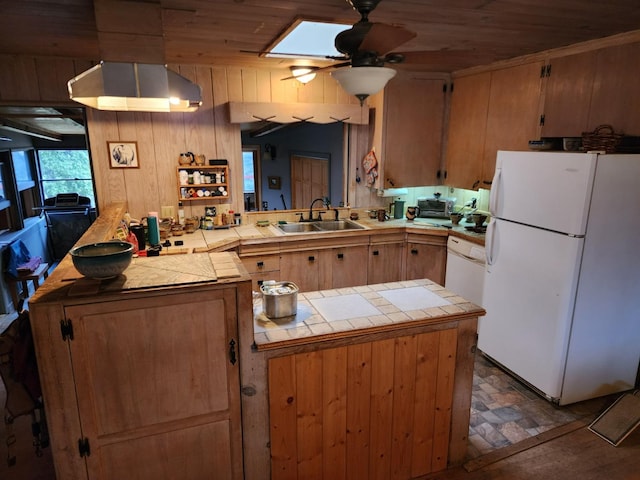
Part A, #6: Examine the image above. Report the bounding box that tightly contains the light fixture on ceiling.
[289,66,318,85]
[331,66,397,106]
[67,62,203,113]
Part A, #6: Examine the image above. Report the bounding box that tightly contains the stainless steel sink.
[313,220,365,231]
[277,219,365,234]
[277,223,320,233]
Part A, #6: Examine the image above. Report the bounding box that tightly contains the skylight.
[267,20,351,59]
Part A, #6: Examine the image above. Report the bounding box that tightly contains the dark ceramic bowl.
[471,213,488,227]
[69,241,134,279]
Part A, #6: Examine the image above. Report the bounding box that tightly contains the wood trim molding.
[228,101,370,126]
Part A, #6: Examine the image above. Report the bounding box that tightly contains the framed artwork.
[268,176,281,190]
[108,141,139,168]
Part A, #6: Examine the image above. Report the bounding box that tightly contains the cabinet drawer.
[241,255,280,274]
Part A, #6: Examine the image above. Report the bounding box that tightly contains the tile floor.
[466,352,614,460]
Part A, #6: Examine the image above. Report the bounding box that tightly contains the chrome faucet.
[307,197,330,221]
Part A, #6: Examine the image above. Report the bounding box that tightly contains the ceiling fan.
[282,0,415,81]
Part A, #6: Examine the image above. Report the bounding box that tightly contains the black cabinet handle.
[337,253,344,259]
[308,255,315,262]
[229,339,237,365]
[257,261,264,268]
[372,250,379,256]
[411,249,418,255]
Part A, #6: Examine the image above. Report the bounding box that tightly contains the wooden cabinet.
[367,235,404,285]
[482,61,544,187]
[445,62,542,190]
[30,269,247,479]
[241,253,280,290]
[444,72,491,190]
[378,73,446,188]
[540,51,597,137]
[405,234,447,285]
[268,328,466,479]
[588,42,640,135]
[322,245,369,289]
[177,165,229,202]
[280,249,321,292]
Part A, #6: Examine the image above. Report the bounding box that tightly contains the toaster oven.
[417,196,455,218]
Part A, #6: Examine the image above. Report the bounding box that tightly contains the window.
[242,147,261,211]
[37,149,96,206]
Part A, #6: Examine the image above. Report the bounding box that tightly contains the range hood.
[68,62,202,113]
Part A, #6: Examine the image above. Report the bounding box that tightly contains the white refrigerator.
[479,150,640,405]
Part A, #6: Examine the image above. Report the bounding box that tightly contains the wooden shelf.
[177,165,229,201]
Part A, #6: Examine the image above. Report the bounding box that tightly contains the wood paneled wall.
[0,55,367,220]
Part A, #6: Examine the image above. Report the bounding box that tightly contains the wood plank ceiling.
[1,0,640,73]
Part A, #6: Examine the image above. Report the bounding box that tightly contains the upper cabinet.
[444,72,491,190]
[537,42,640,138]
[588,42,640,135]
[482,61,544,187]
[445,62,543,190]
[540,51,597,137]
[377,73,446,188]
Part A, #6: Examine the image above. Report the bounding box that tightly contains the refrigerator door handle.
[489,167,502,216]
[486,220,496,265]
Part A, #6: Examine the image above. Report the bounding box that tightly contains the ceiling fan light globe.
[289,66,317,84]
[331,66,396,102]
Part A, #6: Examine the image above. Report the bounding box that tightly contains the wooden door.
[541,51,597,137]
[280,250,320,292]
[291,155,329,209]
[66,289,243,480]
[367,242,404,285]
[268,329,458,480]
[405,242,447,285]
[382,75,445,188]
[482,61,543,187]
[444,72,491,190]
[328,245,369,288]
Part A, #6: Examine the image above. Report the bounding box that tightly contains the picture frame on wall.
[108,141,139,168]
[268,176,281,190]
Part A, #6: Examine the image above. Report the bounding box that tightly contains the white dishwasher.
[444,236,485,307]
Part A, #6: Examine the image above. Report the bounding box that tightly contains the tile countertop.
[252,279,486,351]
[160,215,486,252]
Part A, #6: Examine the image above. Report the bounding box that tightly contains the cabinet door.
[445,72,491,190]
[280,250,320,292]
[268,330,458,480]
[241,254,280,290]
[382,75,445,188]
[367,243,404,285]
[541,51,597,137]
[328,245,369,288]
[588,42,640,134]
[66,289,243,480]
[405,242,447,285]
[482,61,543,187]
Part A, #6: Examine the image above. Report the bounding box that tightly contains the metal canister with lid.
[260,281,299,318]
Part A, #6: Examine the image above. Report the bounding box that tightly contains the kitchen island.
[28,203,485,480]
[239,279,485,480]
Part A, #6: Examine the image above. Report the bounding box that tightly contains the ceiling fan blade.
[359,23,416,55]
[280,62,351,81]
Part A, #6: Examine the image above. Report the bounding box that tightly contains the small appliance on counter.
[417,194,455,218]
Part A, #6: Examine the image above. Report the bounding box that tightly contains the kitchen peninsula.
[28,203,485,480]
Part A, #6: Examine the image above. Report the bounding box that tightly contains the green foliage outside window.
[38,150,96,205]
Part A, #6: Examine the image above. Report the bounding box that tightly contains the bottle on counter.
[178,201,185,226]
[147,212,161,246]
